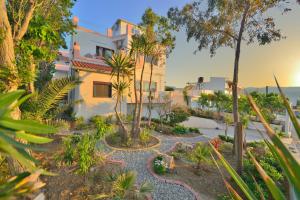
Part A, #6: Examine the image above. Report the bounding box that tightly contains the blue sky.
[72,0,300,88]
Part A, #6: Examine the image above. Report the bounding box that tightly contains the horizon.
[71,0,300,88]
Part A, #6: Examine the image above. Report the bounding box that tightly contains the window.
[135,81,157,92]
[93,82,112,98]
[145,56,158,66]
[96,46,114,58]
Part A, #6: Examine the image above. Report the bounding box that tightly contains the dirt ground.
[164,145,236,199]
[33,136,121,200]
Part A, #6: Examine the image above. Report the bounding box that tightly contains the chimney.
[198,77,204,83]
[73,42,80,58]
[126,24,132,35]
[107,28,112,37]
[73,16,79,27]
[266,86,269,95]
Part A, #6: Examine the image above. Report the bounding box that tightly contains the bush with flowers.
[153,155,167,174]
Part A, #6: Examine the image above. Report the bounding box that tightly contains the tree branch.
[14,0,36,41]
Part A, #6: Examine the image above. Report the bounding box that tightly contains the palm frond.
[112,171,136,197]
[29,76,80,119]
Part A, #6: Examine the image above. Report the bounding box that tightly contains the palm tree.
[21,76,80,121]
[104,53,133,142]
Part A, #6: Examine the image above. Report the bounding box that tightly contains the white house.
[55,17,167,120]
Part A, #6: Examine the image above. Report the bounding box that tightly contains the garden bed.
[105,133,160,150]
[154,124,202,137]
[33,135,123,200]
[159,142,235,199]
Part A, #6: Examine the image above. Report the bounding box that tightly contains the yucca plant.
[211,77,300,200]
[0,170,45,199]
[21,76,80,121]
[0,90,56,198]
[0,90,56,171]
[105,53,133,142]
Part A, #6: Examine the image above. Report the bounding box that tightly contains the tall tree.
[168,0,289,173]
[139,8,175,127]
[0,0,74,93]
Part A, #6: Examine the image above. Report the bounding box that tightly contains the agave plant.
[211,78,300,200]
[21,76,80,121]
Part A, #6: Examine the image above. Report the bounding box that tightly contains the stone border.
[146,142,201,200]
[103,135,161,152]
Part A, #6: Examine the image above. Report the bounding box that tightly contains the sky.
[72,0,300,88]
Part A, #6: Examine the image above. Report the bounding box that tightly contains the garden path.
[100,133,209,200]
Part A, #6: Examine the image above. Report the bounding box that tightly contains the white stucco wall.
[73,29,115,57]
[202,77,226,92]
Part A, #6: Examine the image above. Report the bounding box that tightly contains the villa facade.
[56,17,167,120]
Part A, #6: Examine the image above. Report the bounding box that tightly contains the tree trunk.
[131,55,139,136]
[133,56,146,139]
[115,94,128,142]
[0,0,18,92]
[236,122,244,175]
[232,4,249,174]
[147,59,154,127]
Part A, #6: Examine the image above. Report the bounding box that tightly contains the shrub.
[153,156,167,174]
[172,125,188,134]
[189,127,200,133]
[61,133,97,174]
[62,137,76,165]
[139,128,151,145]
[189,143,212,168]
[167,106,190,125]
[75,116,89,130]
[90,115,112,140]
[242,150,285,199]
[77,134,96,174]
[218,135,234,143]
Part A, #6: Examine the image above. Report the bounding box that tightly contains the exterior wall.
[68,18,167,120]
[73,70,127,120]
[73,29,115,57]
[201,77,226,92]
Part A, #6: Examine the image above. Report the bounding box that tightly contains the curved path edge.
[146,142,201,200]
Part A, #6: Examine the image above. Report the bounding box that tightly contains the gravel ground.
[103,133,208,200]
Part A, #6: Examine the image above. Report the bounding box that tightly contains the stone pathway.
[100,133,208,200]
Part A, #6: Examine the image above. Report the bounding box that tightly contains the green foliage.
[77,134,96,174]
[167,106,190,125]
[211,79,300,200]
[6,0,75,89]
[61,132,99,174]
[168,0,288,55]
[0,90,55,171]
[139,128,151,145]
[218,135,234,143]
[95,170,153,200]
[242,150,285,199]
[153,156,167,174]
[90,115,113,140]
[189,127,200,133]
[189,143,212,168]
[0,171,45,199]
[62,137,76,165]
[21,76,80,121]
[0,90,56,198]
[172,125,189,134]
